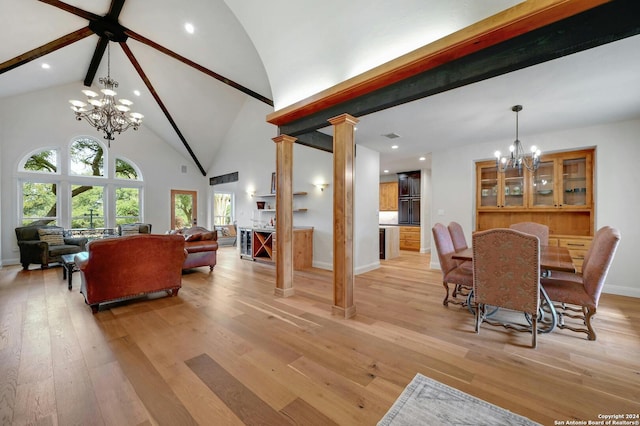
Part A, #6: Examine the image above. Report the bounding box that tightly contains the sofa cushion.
[38,228,64,246]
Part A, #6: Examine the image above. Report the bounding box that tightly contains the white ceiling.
[1,0,639,175]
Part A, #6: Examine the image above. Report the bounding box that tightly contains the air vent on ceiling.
[382,132,401,139]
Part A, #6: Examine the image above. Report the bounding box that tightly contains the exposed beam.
[278,0,640,138]
[37,0,100,21]
[294,131,333,153]
[106,0,125,19]
[0,27,93,75]
[120,42,207,176]
[267,0,613,127]
[83,37,108,86]
[124,29,273,107]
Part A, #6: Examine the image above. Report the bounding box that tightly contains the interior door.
[171,189,197,230]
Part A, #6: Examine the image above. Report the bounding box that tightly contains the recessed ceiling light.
[133,90,141,96]
[41,63,50,69]
[185,23,195,34]
[391,145,398,149]
[383,169,389,173]
[419,156,426,161]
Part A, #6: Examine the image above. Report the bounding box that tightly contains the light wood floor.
[1,247,639,425]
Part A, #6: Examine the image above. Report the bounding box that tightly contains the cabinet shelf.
[256,191,307,197]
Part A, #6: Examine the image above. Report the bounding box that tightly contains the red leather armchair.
[179,226,218,270]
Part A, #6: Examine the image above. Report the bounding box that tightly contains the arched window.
[17,137,144,229]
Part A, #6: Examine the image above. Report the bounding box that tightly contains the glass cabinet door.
[503,168,524,207]
[562,157,587,207]
[531,160,555,207]
[479,164,499,207]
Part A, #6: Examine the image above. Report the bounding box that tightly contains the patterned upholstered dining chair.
[472,228,541,348]
[509,222,549,246]
[541,226,621,341]
[432,223,473,306]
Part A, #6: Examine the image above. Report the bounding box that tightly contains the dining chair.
[448,221,468,251]
[472,228,541,348]
[541,226,621,340]
[509,222,549,246]
[432,223,473,307]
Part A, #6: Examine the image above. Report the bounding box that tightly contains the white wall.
[430,118,640,298]
[355,144,381,274]
[0,83,209,265]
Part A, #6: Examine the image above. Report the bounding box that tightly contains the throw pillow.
[121,224,140,236]
[185,233,202,242]
[37,228,64,246]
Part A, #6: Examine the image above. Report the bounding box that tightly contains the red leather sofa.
[75,234,186,313]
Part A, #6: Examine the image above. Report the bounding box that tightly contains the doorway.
[171,189,197,230]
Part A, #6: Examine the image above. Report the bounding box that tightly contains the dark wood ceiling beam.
[83,37,108,86]
[120,42,207,176]
[124,29,273,107]
[278,0,640,140]
[295,131,333,153]
[37,0,100,21]
[0,27,93,75]
[106,0,125,19]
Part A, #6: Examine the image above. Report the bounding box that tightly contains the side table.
[61,252,84,290]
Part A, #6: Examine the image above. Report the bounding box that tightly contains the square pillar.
[273,134,296,297]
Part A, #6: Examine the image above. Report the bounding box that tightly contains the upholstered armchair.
[472,228,541,348]
[509,222,549,246]
[541,226,621,340]
[117,223,152,236]
[432,223,473,306]
[15,224,88,270]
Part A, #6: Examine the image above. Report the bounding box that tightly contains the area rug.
[378,373,541,426]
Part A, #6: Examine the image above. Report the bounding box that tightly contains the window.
[70,138,105,177]
[71,185,104,228]
[116,187,140,224]
[213,192,234,226]
[18,137,144,229]
[21,181,58,225]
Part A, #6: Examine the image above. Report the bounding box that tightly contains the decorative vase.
[256,201,265,210]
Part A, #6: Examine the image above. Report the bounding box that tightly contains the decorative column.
[273,134,296,297]
[329,113,359,318]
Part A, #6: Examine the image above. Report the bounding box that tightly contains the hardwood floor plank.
[280,397,339,426]
[185,353,291,425]
[109,336,198,425]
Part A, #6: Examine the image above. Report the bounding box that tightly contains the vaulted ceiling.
[2,0,639,175]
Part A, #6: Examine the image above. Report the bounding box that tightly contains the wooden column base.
[332,305,357,319]
[274,287,295,298]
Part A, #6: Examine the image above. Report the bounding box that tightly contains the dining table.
[452,245,575,274]
[452,244,576,333]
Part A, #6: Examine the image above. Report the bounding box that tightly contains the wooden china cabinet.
[475,148,594,271]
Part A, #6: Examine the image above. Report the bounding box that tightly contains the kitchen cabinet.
[399,226,420,251]
[379,182,398,211]
[398,171,420,224]
[475,148,594,237]
[398,171,420,198]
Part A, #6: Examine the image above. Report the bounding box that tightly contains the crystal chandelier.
[494,105,541,173]
[69,43,143,147]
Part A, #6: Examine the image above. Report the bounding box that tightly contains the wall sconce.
[247,189,256,197]
[314,183,329,192]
